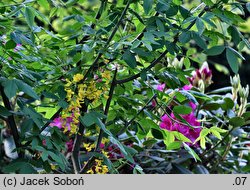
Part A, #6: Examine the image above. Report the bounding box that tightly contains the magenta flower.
[14,44,22,52]
[159,111,201,146]
[50,115,75,132]
[182,84,192,91]
[160,114,173,131]
[50,117,63,129]
[152,99,157,107]
[66,139,74,152]
[188,62,212,87]
[189,102,197,110]
[156,83,165,91]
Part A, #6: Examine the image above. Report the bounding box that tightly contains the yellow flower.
[65,79,72,87]
[50,164,57,170]
[101,71,111,80]
[65,88,74,101]
[73,73,84,83]
[83,143,95,152]
[87,169,94,174]
[104,94,109,100]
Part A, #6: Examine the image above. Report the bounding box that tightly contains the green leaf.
[2,79,18,99]
[5,40,16,49]
[2,161,37,174]
[210,128,222,140]
[164,131,175,146]
[226,47,239,73]
[200,137,206,149]
[24,7,35,28]
[196,18,205,35]
[183,16,196,25]
[0,105,11,117]
[195,165,209,174]
[172,163,193,174]
[173,131,191,142]
[122,50,137,68]
[202,103,221,110]
[15,79,39,99]
[133,165,145,174]
[179,31,191,44]
[22,107,44,128]
[229,117,245,127]
[206,45,225,56]
[30,7,50,24]
[247,2,250,13]
[41,151,49,162]
[200,128,210,137]
[193,33,207,50]
[131,40,141,49]
[166,141,182,150]
[80,111,106,127]
[20,119,34,136]
[151,128,164,139]
[189,90,212,101]
[140,69,147,81]
[38,0,50,10]
[165,5,178,17]
[109,136,134,163]
[210,127,227,133]
[184,57,191,69]
[179,90,198,104]
[143,0,153,15]
[228,26,240,45]
[173,105,192,115]
[227,47,245,60]
[202,0,214,6]
[138,119,152,137]
[183,142,201,162]
[179,6,189,18]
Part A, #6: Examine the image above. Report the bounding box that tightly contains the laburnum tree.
[0,0,249,174]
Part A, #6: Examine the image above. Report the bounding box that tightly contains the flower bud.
[230,74,241,90]
[169,57,184,69]
[239,85,249,99]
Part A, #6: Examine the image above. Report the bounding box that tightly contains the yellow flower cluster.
[83,143,95,152]
[84,138,109,174]
[61,71,112,135]
[86,159,109,174]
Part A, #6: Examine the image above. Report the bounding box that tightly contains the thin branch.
[82,0,131,81]
[80,68,118,174]
[23,107,63,147]
[116,94,157,137]
[116,6,210,85]
[116,49,168,84]
[210,137,233,172]
[71,103,88,173]
[131,12,159,43]
[0,84,22,158]
[40,107,63,132]
[200,127,234,159]
[95,68,118,151]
